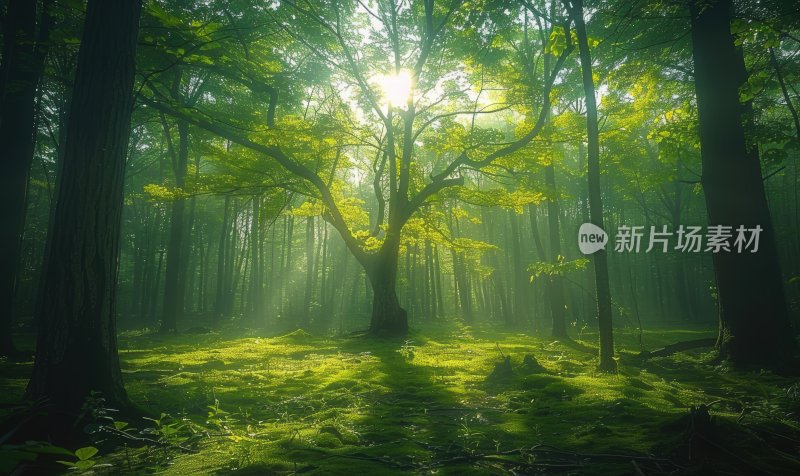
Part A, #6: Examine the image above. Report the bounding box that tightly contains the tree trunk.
[26,0,142,416]
[425,240,437,319]
[0,0,53,357]
[690,0,795,366]
[567,0,616,371]
[545,166,569,338]
[509,210,528,325]
[367,236,408,336]
[214,196,230,322]
[160,120,189,332]
[249,195,262,321]
[302,215,314,326]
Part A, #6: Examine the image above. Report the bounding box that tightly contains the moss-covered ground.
[2,323,799,474]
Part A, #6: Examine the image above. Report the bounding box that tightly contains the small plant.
[57,446,103,472]
[143,413,189,444]
[458,415,484,453]
[207,399,232,433]
[398,340,415,359]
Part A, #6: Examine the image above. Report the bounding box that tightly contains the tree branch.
[141,92,371,266]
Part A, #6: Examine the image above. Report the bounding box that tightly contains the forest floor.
[2,323,800,475]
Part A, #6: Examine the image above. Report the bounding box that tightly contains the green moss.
[4,324,798,475]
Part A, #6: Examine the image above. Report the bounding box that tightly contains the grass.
[2,322,799,474]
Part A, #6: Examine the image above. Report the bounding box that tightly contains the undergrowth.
[1,323,799,474]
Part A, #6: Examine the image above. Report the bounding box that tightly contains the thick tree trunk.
[0,0,53,357]
[567,0,616,371]
[26,0,142,415]
[690,0,796,366]
[367,236,408,336]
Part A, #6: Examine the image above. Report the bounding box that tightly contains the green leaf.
[74,446,98,461]
[75,459,97,470]
[114,421,129,430]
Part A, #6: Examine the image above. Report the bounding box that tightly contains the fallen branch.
[638,338,716,359]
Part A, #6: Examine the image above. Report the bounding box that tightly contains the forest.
[1,0,800,474]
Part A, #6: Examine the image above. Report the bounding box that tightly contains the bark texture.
[0,0,53,356]
[690,0,796,366]
[566,0,616,371]
[26,0,143,415]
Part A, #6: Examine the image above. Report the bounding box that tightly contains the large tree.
[26,0,143,415]
[0,0,54,357]
[689,0,796,366]
[143,0,574,335]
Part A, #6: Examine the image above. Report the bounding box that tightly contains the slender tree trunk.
[690,0,795,365]
[320,223,329,324]
[26,0,143,416]
[425,240,437,319]
[214,196,230,322]
[184,195,197,314]
[160,120,189,332]
[283,214,294,318]
[149,245,165,322]
[249,195,262,321]
[434,244,445,317]
[509,210,528,325]
[545,166,569,338]
[303,215,314,326]
[567,0,616,371]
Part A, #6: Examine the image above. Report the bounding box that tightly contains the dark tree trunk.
[690,0,796,366]
[0,0,53,357]
[160,120,189,332]
[367,234,408,336]
[566,0,615,371]
[26,0,143,415]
